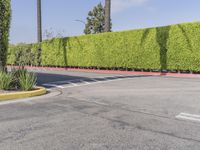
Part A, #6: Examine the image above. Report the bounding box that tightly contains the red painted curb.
[8,65,200,78]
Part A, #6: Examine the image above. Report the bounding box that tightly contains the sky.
[10,0,200,44]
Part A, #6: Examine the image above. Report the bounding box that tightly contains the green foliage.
[0,68,36,91]
[0,71,12,90]
[84,3,111,34]
[41,38,67,66]
[0,0,11,70]
[11,68,28,89]
[7,43,40,66]
[8,21,200,72]
[18,70,37,91]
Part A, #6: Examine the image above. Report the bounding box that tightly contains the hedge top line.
[10,21,200,45]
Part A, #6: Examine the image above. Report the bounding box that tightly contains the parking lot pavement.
[1,70,200,150]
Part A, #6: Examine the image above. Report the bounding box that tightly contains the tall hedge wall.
[0,0,11,70]
[8,21,200,71]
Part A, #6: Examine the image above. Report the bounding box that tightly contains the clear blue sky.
[10,0,200,44]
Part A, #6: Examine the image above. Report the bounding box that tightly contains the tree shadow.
[74,37,84,51]
[156,26,170,71]
[140,28,151,46]
[140,25,193,71]
[177,24,193,52]
[36,72,152,88]
[140,27,170,71]
[62,37,68,67]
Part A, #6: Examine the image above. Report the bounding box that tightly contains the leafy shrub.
[8,21,200,72]
[18,71,37,91]
[0,0,11,70]
[11,68,28,89]
[0,69,37,91]
[0,71,12,90]
[7,44,40,66]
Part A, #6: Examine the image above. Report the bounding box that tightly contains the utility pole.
[104,0,111,32]
[37,0,42,42]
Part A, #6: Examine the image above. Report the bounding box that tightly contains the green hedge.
[0,0,11,70]
[8,21,200,71]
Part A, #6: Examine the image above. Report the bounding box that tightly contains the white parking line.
[43,83,65,89]
[67,82,78,86]
[42,76,134,89]
[79,80,91,85]
[176,113,200,123]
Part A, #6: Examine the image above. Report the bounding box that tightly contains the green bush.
[7,43,40,66]
[18,71,37,91]
[0,0,11,70]
[8,21,200,72]
[11,68,28,89]
[0,71,12,90]
[0,69,37,91]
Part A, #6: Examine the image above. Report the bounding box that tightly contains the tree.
[37,0,42,42]
[0,0,11,70]
[84,3,111,34]
[104,0,111,32]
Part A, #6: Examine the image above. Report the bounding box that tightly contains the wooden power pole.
[37,0,42,42]
[104,0,111,32]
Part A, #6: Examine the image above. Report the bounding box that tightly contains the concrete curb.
[8,65,200,78]
[0,86,47,101]
[0,89,61,106]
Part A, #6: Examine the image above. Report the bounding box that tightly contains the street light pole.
[37,0,42,42]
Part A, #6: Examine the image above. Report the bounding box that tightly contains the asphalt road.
[1,70,200,150]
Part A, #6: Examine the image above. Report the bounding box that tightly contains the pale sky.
[10,0,200,44]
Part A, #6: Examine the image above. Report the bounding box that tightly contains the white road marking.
[43,83,65,89]
[91,79,99,82]
[67,82,78,86]
[79,80,91,85]
[42,76,134,89]
[92,101,109,106]
[176,113,200,123]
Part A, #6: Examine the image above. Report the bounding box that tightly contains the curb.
[8,65,200,78]
[0,89,61,106]
[0,86,47,101]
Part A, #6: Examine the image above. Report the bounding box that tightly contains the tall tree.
[84,3,105,34]
[104,0,111,32]
[0,0,11,70]
[84,3,112,34]
[37,0,42,42]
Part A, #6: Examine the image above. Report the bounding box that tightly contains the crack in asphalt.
[57,97,200,144]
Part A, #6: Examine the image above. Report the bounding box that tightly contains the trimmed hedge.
[8,43,40,66]
[0,0,11,70]
[8,21,200,71]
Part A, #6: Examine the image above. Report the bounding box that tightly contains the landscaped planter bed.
[0,68,46,101]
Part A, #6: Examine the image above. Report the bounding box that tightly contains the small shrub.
[0,71,12,90]
[11,68,28,89]
[0,69,37,91]
[18,71,37,91]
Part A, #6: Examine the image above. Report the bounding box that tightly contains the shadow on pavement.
[36,72,92,85]
[36,72,152,88]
